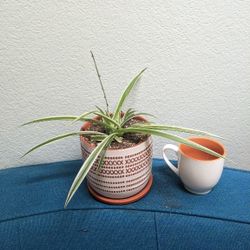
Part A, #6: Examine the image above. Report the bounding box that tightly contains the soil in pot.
[83,118,149,149]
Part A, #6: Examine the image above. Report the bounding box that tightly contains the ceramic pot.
[80,118,153,200]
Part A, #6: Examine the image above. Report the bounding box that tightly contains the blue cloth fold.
[0,159,249,250]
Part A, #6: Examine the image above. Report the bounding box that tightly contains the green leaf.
[90,135,108,142]
[93,108,113,129]
[96,149,107,171]
[64,133,117,207]
[22,131,106,158]
[120,108,136,126]
[121,111,156,127]
[95,105,107,116]
[114,136,123,143]
[83,117,114,132]
[96,136,115,170]
[122,108,135,121]
[130,124,223,139]
[71,111,96,124]
[94,111,120,128]
[119,127,226,159]
[113,68,147,122]
[21,116,80,126]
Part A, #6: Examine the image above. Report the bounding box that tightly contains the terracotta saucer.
[87,175,153,205]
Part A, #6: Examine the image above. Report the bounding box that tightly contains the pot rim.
[80,115,152,151]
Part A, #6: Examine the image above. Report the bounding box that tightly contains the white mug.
[162,137,226,195]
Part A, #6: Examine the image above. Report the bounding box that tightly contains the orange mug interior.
[179,137,226,161]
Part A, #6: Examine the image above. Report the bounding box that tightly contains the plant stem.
[90,51,110,113]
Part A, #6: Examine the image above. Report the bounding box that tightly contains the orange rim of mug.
[179,137,226,162]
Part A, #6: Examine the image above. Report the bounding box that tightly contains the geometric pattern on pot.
[80,136,153,199]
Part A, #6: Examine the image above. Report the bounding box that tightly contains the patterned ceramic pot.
[80,119,153,200]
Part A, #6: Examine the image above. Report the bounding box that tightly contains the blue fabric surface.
[0,159,250,250]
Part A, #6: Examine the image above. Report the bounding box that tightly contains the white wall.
[1,1,249,170]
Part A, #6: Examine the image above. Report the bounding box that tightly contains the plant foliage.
[22,53,225,207]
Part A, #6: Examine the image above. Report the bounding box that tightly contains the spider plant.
[22,52,225,207]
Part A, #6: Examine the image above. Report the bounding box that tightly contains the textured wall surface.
[0,1,249,170]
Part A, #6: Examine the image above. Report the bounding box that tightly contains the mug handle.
[162,144,180,176]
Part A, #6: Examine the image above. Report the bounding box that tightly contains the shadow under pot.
[80,117,153,205]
